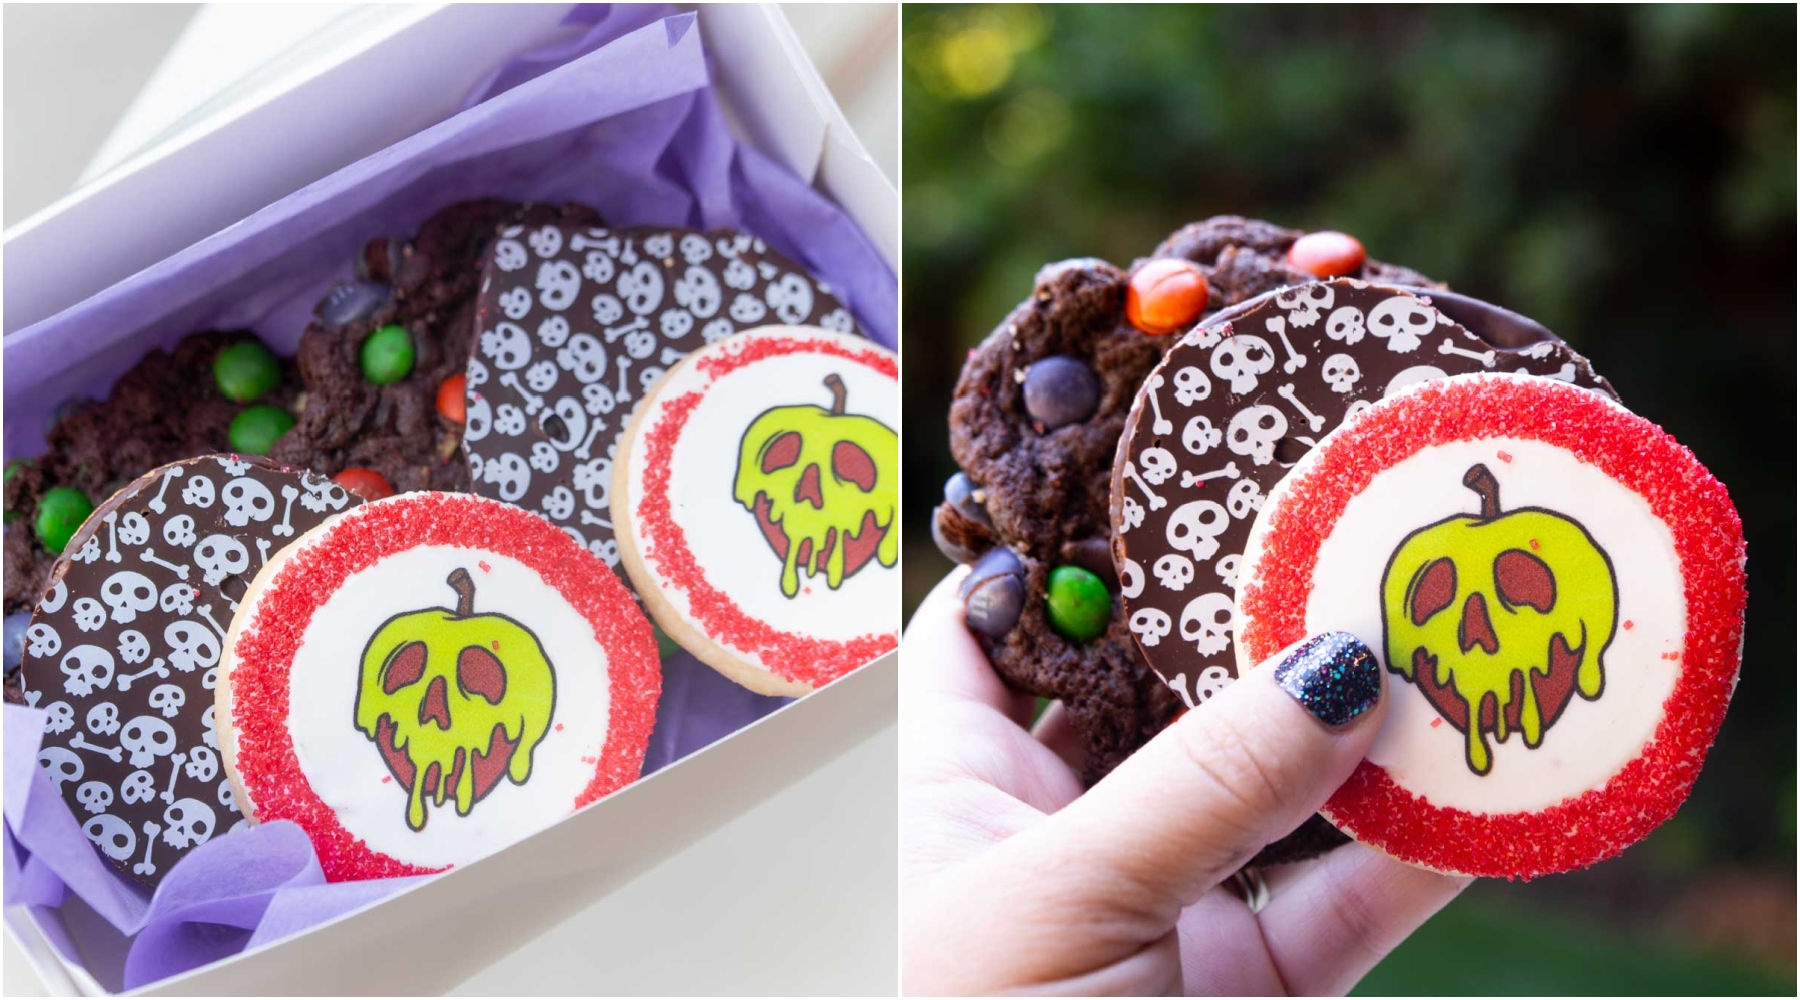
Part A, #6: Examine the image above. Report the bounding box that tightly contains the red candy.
[1126,258,1210,336]
[436,373,467,424]
[1286,231,1366,278]
[333,467,394,502]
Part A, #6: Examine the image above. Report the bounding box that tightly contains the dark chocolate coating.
[268,199,606,495]
[460,224,860,572]
[940,219,1448,786]
[1112,279,1617,705]
[18,455,359,887]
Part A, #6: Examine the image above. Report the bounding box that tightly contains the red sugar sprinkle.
[1530,538,1540,550]
[637,334,898,686]
[490,640,500,651]
[1497,450,1513,463]
[1430,717,1443,729]
[478,560,492,573]
[226,493,660,882]
[1624,620,1635,630]
[1238,375,1746,879]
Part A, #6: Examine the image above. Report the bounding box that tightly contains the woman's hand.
[901,569,1469,995]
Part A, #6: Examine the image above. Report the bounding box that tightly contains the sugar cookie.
[217,492,659,881]
[612,326,898,696]
[1235,373,1745,878]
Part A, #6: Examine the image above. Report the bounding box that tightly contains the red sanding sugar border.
[227,492,661,882]
[1237,374,1745,879]
[638,333,899,687]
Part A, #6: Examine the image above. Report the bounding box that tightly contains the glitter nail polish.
[1273,631,1379,727]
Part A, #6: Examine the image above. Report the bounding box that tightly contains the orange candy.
[1286,231,1366,278]
[436,373,467,424]
[333,467,394,502]
[1126,259,1211,336]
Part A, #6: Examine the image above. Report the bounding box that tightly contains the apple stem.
[447,568,476,616]
[824,374,847,416]
[1463,464,1501,519]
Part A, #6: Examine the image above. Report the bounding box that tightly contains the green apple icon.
[1380,463,1617,776]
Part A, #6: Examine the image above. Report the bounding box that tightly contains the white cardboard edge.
[5,4,899,994]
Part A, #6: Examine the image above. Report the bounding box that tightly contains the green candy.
[213,341,281,402]
[230,405,296,456]
[3,459,29,524]
[360,324,415,385]
[34,487,93,554]
[1045,565,1110,642]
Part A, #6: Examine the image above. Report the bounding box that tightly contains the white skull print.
[1178,592,1234,656]
[728,292,768,325]
[1225,405,1288,465]
[497,286,533,320]
[674,265,722,317]
[765,273,815,324]
[591,292,624,326]
[1366,295,1438,353]
[618,261,664,314]
[538,314,570,348]
[1325,304,1365,345]
[528,225,564,259]
[1321,353,1361,393]
[482,322,533,370]
[1210,335,1275,394]
[492,238,528,272]
[525,359,561,394]
[1275,283,1334,327]
[536,259,581,311]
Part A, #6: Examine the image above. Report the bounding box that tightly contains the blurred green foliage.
[902,3,1795,990]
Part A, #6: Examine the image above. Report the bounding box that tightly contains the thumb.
[1009,631,1385,919]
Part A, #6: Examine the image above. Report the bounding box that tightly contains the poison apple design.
[354,568,556,830]
[733,374,898,598]
[1380,463,1617,775]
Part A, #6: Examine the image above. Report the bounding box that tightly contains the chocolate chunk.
[315,281,391,329]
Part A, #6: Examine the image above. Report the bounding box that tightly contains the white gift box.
[3,4,897,994]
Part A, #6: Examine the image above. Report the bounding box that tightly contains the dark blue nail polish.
[1273,632,1379,727]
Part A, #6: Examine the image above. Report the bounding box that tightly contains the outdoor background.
[902,5,1795,994]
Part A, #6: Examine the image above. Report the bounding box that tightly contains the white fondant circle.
[283,545,612,869]
[1255,436,1685,816]
[625,327,900,666]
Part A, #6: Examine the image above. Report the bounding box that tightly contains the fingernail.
[1273,631,1379,727]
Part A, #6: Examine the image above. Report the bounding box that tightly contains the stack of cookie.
[10,206,898,888]
[932,218,1625,866]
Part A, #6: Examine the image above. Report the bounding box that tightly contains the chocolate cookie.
[1112,280,1617,707]
[4,330,302,617]
[461,224,859,569]
[935,217,1445,784]
[269,199,605,495]
[18,454,359,887]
